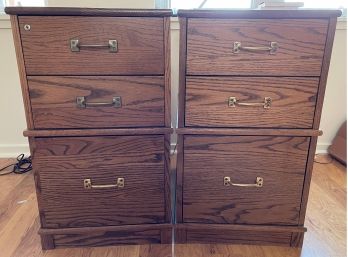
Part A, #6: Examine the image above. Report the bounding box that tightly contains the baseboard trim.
[0,144,30,158]
[316,143,330,154]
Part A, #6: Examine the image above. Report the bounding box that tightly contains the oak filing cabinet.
[6,7,173,249]
[6,6,341,250]
[175,9,341,247]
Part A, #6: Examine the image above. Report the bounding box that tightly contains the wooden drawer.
[33,135,165,228]
[185,77,319,128]
[18,16,164,75]
[186,19,328,76]
[183,135,310,225]
[28,76,164,129]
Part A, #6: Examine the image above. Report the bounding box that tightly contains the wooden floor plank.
[0,156,346,257]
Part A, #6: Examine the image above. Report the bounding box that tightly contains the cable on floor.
[0,154,32,176]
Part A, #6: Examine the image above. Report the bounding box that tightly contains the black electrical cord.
[0,154,32,176]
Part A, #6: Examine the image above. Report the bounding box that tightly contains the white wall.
[317,21,347,153]
[0,15,346,157]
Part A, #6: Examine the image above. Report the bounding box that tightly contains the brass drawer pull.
[233,41,278,55]
[76,96,122,108]
[70,39,118,52]
[84,178,124,189]
[224,176,263,188]
[228,97,272,109]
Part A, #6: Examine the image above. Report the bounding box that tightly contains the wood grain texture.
[186,19,328,76]
[175,134,184,223]
[178,17,187,128]
[27,76,165,129]
[0,158,345,256]
[9,16,34,129]
[52,228,169,247]
[177,9,342,18]
[164,17,172,128]
[28,138,55,249]
[183,135,310,225]
[185,77,319,128]
[176,128,322,136]
[32,135,166,228]
[176,223,306,233]
[312,17,338,129]
[19,16,164,75]
[298,136,318,225]
[164,134,172,223]
[5,7,172,16]
[24,128,173,137]
[186,229,293,246]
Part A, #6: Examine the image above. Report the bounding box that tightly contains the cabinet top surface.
[4,7,173,17]
[177,9,342,18]
[4,7,341,18]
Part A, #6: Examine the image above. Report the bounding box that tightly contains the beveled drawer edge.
[176,128,322,136]
[24,128,173,137]
[177,9,341,18]
[175,223,307,233]
[39,223,173,235]
[5,7,173,17]
[174,223,307,232]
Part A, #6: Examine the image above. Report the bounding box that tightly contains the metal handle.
[76,96,122,108]
[224,176,263,188]
[84,178,124,189]
[70,39,118,52]
[228,97,272,109]
[233,41,278,54]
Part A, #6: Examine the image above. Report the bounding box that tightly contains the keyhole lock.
[24,24,31,31]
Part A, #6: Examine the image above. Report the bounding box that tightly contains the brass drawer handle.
[224,176,263,188]
[70,39,118,52]
[228,97,272,109]
[76,96,122,108]
[84,178,124,189]
[233,41,278,55]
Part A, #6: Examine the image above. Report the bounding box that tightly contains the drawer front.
[33,135,165,228]
[28,76,164,129]
[185,77,319,128]
[183,135,310,225]
[187,19,328,76]
[19,16,164,75]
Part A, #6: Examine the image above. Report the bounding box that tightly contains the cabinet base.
[174,223,305,247]
[39,224,172,249]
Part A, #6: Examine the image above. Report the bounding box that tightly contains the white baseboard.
[0,144,30,158]
[0,142,330,158]
[316,143,330,154]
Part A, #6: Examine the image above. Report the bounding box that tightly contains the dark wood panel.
[5,7,172,16]
[178,17,187,128]
[299,136,318,225]
[187,19,328,76]
[186,229,293,246]
[177,9,341,18]
[176,128,322,136]
[183,135,310,225]
[24,128,173,137]
[176,134,184,223]
[164,134,172,223]
[28,76,165,129]
[9,16,34,129]
[54,229,162,247]
[164,17,172,127]
[185,77,319,128]
[19,16,164,75]
[32,135,166,228]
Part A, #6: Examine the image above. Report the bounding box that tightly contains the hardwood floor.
[0,155,345,257]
